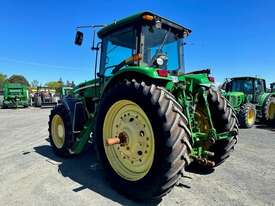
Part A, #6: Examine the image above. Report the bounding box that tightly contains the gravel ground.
[0,108,274,206]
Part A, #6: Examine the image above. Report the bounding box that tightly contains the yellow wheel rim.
[268,102,275,120]
[247,109,255,125]
[51,114,65,149]
[103,100,155,181]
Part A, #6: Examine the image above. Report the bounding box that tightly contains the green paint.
[224,92,245,110]
[2,82,29,108]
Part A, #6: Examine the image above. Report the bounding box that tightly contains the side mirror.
[74,31,83,46]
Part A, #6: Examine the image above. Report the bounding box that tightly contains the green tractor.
[221,77,275,128]
[2,82,29,108]
[270,82,275,92]
[48,12,238,201]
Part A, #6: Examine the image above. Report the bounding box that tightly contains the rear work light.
[156,69,169,77]
[208,76,215,83]
[142,14,154,21]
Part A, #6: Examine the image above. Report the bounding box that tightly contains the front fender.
[258,93,273,106]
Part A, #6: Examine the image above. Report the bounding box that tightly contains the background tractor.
[2,82,29,108]
[48,12,238,201]
[270,82,275,92]
[221,77,275,128]
[32,86,59,107]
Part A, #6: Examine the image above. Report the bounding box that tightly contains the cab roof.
[98,11,191,38]
[230,76,265,81]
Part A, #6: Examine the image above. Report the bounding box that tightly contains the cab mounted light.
[142,14,154,21]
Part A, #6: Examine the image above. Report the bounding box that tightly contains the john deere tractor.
[221,77,275,128]
[48,12,238,201]
[2,82,29,108]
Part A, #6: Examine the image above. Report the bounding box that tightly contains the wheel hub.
[57,125,65,137]
[103,100,155,181]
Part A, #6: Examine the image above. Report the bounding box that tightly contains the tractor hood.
[224,92,245,108]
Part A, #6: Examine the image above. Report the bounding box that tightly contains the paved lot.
[0,108,274,206]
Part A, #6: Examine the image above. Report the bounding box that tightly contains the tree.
[31,80,39,87]
[8,74,29,86]
[0,73,7,89]
[45,81,64,94]
[45,81,63,89]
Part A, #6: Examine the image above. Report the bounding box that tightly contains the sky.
[0,0,275,86]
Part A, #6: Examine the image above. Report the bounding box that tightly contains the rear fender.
[180,73,212,93]
[101,68,170,96]
[61,97,88,133]
[258,93,273,107]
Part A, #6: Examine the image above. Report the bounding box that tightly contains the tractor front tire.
[95,80,192,201]
[262,96,275,122]
[48,104,74,157]
[239,103,256,128]
[207,89,239,167]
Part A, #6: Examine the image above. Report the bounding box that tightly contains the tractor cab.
[223,77,266,107]
[75,12,191,82]
[98,12,190,77]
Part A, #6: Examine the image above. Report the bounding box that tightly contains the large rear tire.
[207,89,239,167]
[95,80,192,201]
[48,104,74,157]
[238,103,256,128]
[262,96,275,122]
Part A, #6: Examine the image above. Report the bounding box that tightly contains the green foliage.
[45,81,64,89]
[8,74,29,86]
